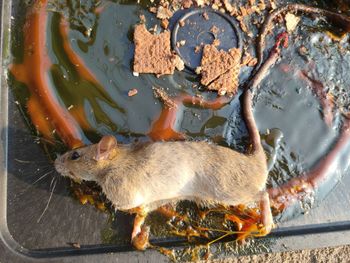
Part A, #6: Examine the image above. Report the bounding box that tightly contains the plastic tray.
[2,1,350,262]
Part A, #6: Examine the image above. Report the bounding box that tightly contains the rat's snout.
[54,153,71,176]
[54,155,64,174]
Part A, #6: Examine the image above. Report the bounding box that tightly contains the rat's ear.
[95,135,117,161]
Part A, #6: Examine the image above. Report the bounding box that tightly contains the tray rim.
[2,0,350,261]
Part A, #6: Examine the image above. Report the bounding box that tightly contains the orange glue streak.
[149,94,231,141]
[148,107,186,141]
[9,0,85,149]
[59,18,101,86]
[68,105,91,131]
[27,95,55,139]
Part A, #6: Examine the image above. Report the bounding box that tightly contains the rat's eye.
[70,151,81,160]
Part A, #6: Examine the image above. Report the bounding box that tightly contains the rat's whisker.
[30,135,64,146]
[14,158,52,164]
[37,178,57,223]
[13,170,55,200]
[31,170,54,187]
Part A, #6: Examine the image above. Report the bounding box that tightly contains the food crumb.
[176,40,186,47]
[149,6,157,13]
[179,20,186,27]
[68,242,81,249]
[210,25,219,35]
[173,55,185,71]
[156,6,173,19]
[298,45,308,56]
[195,0,205,7]
[153,87,177,109]
[212,39,220,47]
[161,19,169,29]
[194,45,201,53]
[203,12,209,20]
[182,0,193,9]
[242,51,257,67]
[211,3,219,10]
[285,13,300,32]
[128,88,138,97]
[139,14,146,23]
[67,105,74,111]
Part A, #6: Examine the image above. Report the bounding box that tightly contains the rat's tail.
[243,33,288,154]
[243,89,264,154]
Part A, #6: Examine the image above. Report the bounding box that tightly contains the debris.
[156,6,173,19]
[195,0,205,7]
[128,88,138,97]
[182,0,193,9]
[194,45,201,53]
[179,20,186,27]
[212,39,220,47]
[149,6,157,13]
[173,55,185,71]
[223,0,234,13]
[153,87,177,109]
[242,51,257,67]
[161,19,169,29]
[210,25,219,35]
[139,14,146,23]
[68,242,81,249]
[176,40,186,47]
[285,13,300,32]
[203,12,209,20]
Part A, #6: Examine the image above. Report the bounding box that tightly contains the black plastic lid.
[172,8,242,70]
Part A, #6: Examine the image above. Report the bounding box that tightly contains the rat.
[54,87,273,249]
[54,31,289,250]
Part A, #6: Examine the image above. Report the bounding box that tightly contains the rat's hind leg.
[224,194,273,241]
[258,192,274,236]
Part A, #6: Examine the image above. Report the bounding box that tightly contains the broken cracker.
[208,66,239,96]
[133,24,178,75]
[200,45,240,86]
[199,45,241,96]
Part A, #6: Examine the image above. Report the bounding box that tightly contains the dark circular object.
[172,8,242,71]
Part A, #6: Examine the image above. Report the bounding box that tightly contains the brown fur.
[55,139,267,211]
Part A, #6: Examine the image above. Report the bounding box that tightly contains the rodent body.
[55,139,267,212]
